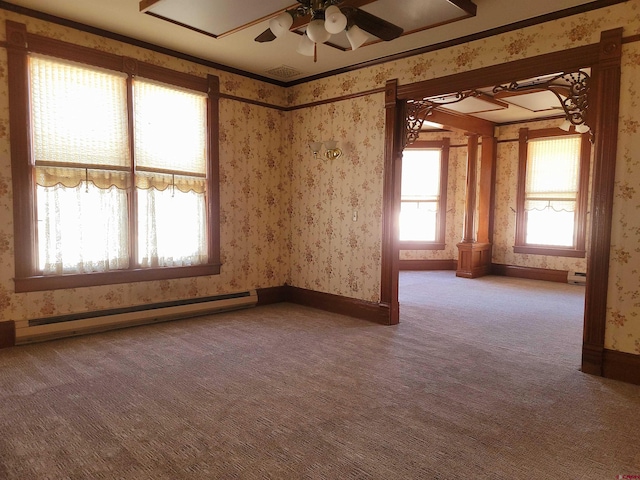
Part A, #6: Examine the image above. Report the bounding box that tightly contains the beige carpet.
[1,272,639,479]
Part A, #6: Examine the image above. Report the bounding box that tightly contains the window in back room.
[514,127,590,258]
[399,139,449,250]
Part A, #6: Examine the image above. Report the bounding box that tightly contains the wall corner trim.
[257,285,391,325]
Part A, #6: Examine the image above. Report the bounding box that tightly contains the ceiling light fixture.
[559,118,572,131]
[255,1,404,62]
[269,12,294,38]
[345,25,368,51]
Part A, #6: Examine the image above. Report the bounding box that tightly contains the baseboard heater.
[15,290,257,345]
[568,271,587,285]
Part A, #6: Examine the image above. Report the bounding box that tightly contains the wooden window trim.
[399,139,449,251]
[514,127,590,258]
[6,20,221,293]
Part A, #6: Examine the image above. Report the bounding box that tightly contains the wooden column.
[477,135,497,244]
[381,79,402,325]
[582,28,623,376]
[462,135,478,243]
[457,135,493,278]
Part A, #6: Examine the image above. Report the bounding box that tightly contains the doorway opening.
[380,29,622,376]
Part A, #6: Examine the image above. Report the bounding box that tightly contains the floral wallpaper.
[0,0,639,355]
[605,42,640,354]
[287,95,385,302]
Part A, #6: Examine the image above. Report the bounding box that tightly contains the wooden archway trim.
[380,29,623,376]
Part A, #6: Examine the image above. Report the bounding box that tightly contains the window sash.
[30,55,130,169]
[133,78,207,175]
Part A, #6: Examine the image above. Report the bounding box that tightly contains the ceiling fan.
[254,0,404,60]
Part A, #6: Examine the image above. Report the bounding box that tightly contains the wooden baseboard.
[491,263,569,283]
[0,320,15,348]
[602,349,640,385]
[581,343,604,375]
[256,286,288,306]
[285,286,391,325]
[399,259,457,271]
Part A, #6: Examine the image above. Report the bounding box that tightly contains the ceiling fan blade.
[255,28,277,43]
[350,8,403,41]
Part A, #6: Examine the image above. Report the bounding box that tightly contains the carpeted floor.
[1,272,639,479]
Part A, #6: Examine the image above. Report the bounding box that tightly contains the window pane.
[401,149,441,200]
[400,202,437,241]
[137,187,207,267]
[30,55,129,168]
[134,79,207,174]
[37,183,129,274]
[134,79,209,266]
[526,136,580,198]
[400,149,441,242]
[524,135,582,248]
[525,208,575,246]
[30,55,130,275]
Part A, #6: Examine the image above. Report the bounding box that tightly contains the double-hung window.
[514,127,590,257]
[399,140,449,249]
[7,22,220,292]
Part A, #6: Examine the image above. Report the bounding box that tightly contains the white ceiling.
[2,0,617,84]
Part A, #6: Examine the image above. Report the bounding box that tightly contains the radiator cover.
[15,290,257,344]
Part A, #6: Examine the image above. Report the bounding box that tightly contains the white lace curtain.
[133,78,208,268]
[30,55,208,274]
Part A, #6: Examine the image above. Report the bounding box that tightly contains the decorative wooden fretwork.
[405,90,480,146]
[493,70,590,129]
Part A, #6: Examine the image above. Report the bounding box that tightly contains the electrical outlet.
[352,210,358,222]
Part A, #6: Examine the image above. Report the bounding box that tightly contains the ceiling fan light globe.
[575,123,590,133]
[346,25,369,50]
[324,6,347,34]
[307,19,331,44]
[297,34,316,56]
[269,11,293,37]
[559,119,572,131]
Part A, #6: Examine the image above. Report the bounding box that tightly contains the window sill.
[14,263,222,293]
[513,245,586,258]
[399,242,446,251]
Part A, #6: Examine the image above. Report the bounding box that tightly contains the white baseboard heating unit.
[567,271,587,285]
[15,290,257,345]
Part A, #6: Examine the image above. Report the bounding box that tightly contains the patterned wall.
[287,96,385,302]
[0,1,639,354]
[606,42,640,354]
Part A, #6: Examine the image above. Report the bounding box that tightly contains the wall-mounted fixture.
[309,140,342,160]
